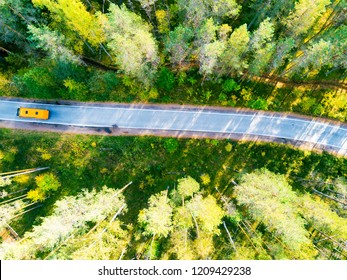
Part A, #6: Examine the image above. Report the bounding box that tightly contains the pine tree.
[105,4,159,84]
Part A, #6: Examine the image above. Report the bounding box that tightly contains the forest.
[0,130,347,260]
[0,0,346,119]
[0,0,346,260]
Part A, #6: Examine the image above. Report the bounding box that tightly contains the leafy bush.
[62,79,88,100]
[248,98,268,110]
[200,173,211,185]
[225,143,233,152]
[28,173,61,202]
[222,79,240,92]
[89,71,120,96]
[164,138,179,154]
[13,67,55,98]
[156,67,175,92]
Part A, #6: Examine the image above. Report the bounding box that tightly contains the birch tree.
[66,220,130,260]
[137,0,158,18]
[0,176,11,187]
[0,186,127,259]
[0,200,25,230]
[299,194,347,240]
[138,190,173,238]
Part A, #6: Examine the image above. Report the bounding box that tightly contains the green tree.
[235,169,313,252]
[269,37,295,73]
[195,18,218,47]
[249,18,274,51]
[187,194,224,234]
[168,206,195,259]
[248,18,275,75]
[289,39,333,77]
[0,0,38,51]
[177,0,240,28]
[284,0,331,37]
[1,186,126,259]
[177,176,200,201]
[220,24,250,76]
[169,176,225,259]
[28,25,80,64]
[105,4,159,84]
[247,0,295,29]
[155,9,169,34]
[164,25,194,67]
[198,41,225,77]
[32,0,105,47]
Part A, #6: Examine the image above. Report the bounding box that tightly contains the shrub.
[28,173,61,202]
[222,79,240,92]
[200,173,211,185]
[248,98,268,110]
[13,67,55,98]
[89,71,120,96]
[225,143,233,152]
[164,138,179,154]
[156,67,175,92]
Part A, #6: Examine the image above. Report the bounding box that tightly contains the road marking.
[1,100,347,131]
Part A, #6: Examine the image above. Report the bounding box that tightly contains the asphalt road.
[0,100,346,156]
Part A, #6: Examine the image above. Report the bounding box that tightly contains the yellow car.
[17,107,50,120]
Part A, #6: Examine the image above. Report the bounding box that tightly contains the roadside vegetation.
[0,130,346,259]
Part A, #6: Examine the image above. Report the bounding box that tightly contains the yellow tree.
[32,0,105,48]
